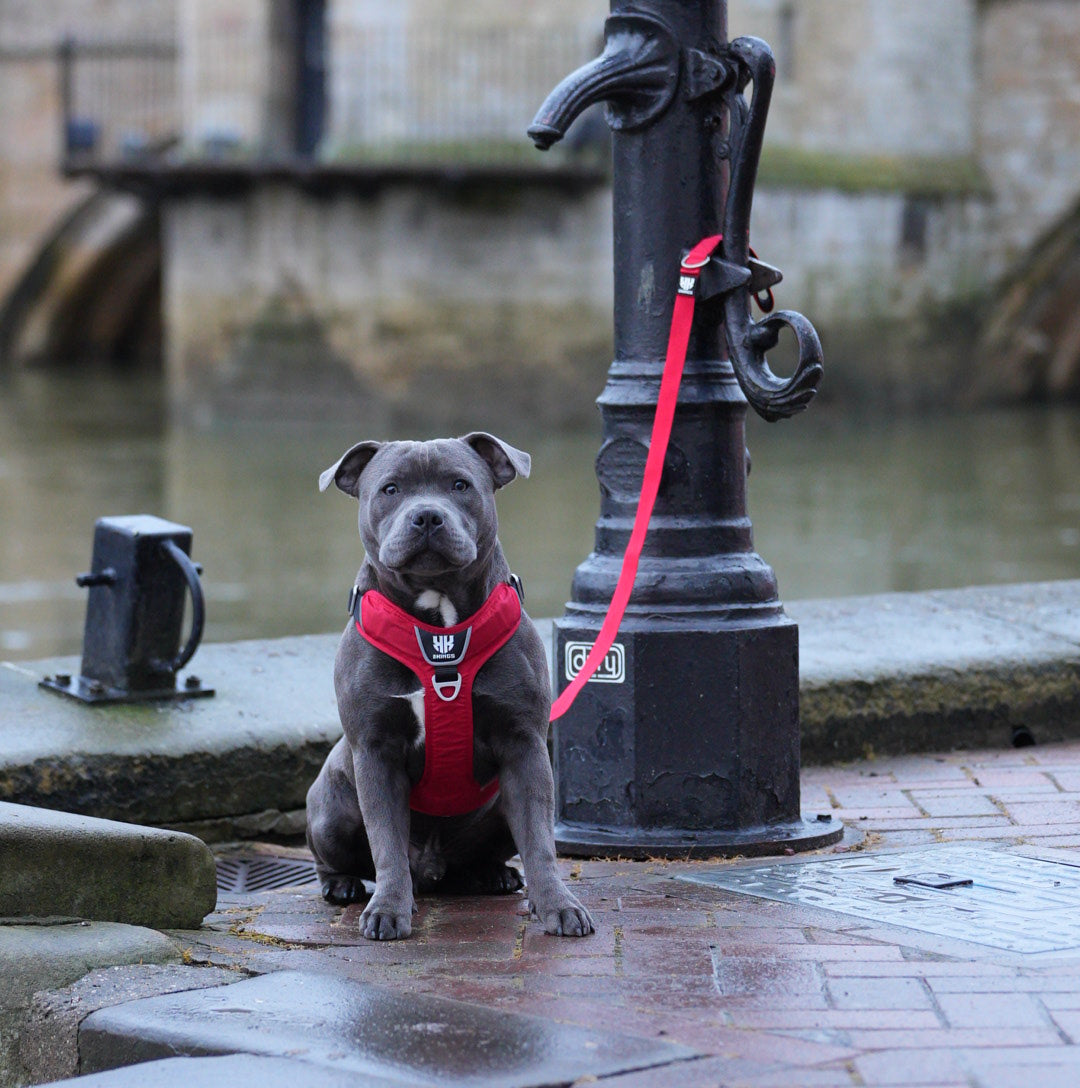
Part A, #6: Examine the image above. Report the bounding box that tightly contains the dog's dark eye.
[453,479,469,493]
[382,483,399,496]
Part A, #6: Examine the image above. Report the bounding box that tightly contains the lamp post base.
[555,815,844,860]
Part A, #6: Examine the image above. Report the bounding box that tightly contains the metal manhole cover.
[216,854,319,893]
[678,845,1080,954]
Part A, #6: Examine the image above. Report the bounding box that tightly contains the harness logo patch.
[415,626,472,666]
[564,641,626,684]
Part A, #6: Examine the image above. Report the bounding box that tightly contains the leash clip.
[678,249,712,296]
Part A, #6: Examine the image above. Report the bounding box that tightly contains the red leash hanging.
[550,233,722,722]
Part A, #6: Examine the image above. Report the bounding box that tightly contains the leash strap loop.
[550,233,722,722]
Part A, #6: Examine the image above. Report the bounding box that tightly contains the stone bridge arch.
[977,199,1080,402]
[0,190,160,372]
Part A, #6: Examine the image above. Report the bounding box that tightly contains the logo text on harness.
[415,626,472,667]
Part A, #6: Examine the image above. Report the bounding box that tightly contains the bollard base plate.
[40,673,215,705]
[555,815,844,860]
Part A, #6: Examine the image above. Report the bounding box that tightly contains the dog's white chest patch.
[415,590,459,627]
[397,689,425,745]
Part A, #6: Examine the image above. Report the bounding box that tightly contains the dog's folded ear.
[319,441,383,497]
[460,432,531,490]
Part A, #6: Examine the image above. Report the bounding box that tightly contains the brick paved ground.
[181,739,1080,1088]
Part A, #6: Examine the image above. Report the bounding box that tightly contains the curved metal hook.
[743,311,824,421]
[156,539,206,673]
[720,36,824,421]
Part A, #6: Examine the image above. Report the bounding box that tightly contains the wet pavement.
[119,738,1080,1088]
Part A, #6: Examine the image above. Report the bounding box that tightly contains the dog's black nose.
[411,509,444,531]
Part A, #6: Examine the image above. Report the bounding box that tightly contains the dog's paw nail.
[360,905,413,940]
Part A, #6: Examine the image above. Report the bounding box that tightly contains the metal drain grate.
[216,854,319,893]
[678,845,1080,954]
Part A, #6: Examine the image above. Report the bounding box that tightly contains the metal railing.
[59,37,179,163]
[329,23,599,164]
[59,24,606,172]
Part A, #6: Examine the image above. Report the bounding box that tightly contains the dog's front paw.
[360,897,414,940]
[531,889,595,937]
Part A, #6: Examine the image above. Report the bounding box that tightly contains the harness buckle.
[432,668,463,702]
[347,584,361,621]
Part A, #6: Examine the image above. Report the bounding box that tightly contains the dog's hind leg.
[418,803,524,895]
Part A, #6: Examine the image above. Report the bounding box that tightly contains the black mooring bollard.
[41,515,213,704]
[530,0,841,856]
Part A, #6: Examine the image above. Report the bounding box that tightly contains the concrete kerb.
[28,1055,399,1088]
[0,634,342,838]
[74,969,698,1087]
[791,580,1080,762]
[18,963,241,1087]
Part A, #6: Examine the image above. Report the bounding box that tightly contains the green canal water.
[1,369,1078,662]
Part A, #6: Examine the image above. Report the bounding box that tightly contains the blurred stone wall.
[977,0,1080,266]
[162,181,614,427]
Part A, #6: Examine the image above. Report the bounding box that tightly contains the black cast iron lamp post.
[530,0,841,856]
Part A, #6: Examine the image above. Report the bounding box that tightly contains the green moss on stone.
[758,146,991,197]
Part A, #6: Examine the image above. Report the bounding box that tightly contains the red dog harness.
[352,582,522,817]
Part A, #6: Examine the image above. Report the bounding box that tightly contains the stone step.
[0,801,216,929]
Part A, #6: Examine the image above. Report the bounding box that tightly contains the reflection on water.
[745,406,1080,600]
[1,369,1078,662]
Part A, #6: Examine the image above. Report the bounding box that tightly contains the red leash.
[550,234,722,722]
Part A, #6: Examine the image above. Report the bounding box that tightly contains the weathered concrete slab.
[0,634,341,837]
[791,580,1080,762]
[0,921,179,1088]
[37,1054,401,1088]
[79,969,696,1087]
[0,802,216,928]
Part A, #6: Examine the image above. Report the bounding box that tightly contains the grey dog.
[305,432,594,941]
